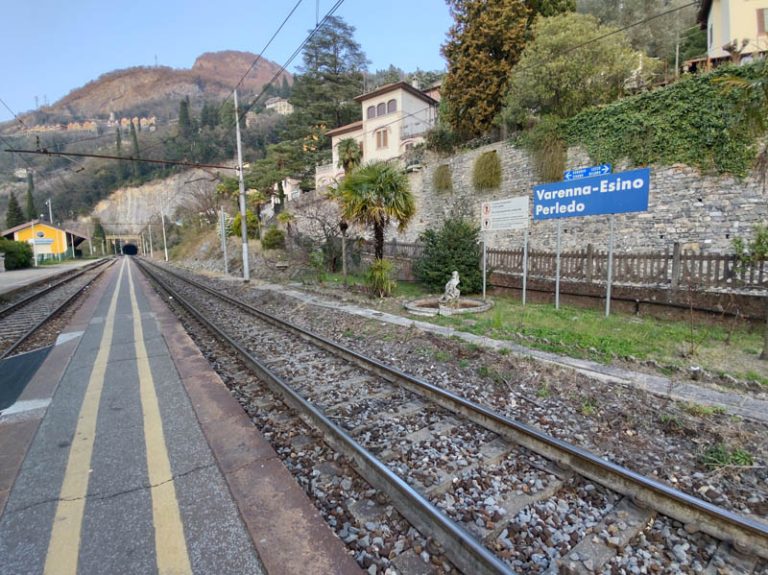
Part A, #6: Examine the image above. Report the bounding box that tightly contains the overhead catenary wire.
[2,148,238,171]
[2,1,699,196]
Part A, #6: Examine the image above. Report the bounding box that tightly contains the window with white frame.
[375,128,388,149]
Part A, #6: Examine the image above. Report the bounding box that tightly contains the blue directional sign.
[564,164,612,181]
[534,168,650,221]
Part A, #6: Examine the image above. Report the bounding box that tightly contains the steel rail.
[137,258,515,575]
[0,258,110,320]
[139,259,768,561]
[0,259,115,360]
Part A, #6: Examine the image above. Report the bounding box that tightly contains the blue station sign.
[564,164,611,180]
[533,167,650,221]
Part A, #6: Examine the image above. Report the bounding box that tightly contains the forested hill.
[3,51,290,130]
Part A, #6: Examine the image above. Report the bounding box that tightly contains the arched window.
[367,106,376,119]
[387,99,397,114]
[376,102,386,116]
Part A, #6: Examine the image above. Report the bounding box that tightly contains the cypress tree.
[25,170,36,220]
[178,98,193,139]
[129,120,141,179]
[5,192,25,228]
[116,127,127,182]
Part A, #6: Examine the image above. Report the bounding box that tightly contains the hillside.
[2,50,290,130]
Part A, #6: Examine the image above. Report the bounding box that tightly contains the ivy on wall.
[564,63,762,177]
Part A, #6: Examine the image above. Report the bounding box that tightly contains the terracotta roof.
[325,120,364,138]
[353,81,438,106]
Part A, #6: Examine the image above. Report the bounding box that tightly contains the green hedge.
[565,63,763,176]
[0,239,33,270]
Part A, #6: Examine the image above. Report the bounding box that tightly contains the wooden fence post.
[671,242,681,289]
[586,244,594,283]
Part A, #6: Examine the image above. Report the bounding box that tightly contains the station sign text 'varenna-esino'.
[533,168,650,220]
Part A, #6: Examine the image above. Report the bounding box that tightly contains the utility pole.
[234,89,250,281]
[220,208,229,275]
[30,222,38,267]
[45,198,61,261]
[160,211,169,262]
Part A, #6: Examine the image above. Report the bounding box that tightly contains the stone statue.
[440,271,460,305]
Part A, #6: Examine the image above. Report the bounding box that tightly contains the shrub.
[472,150,502,191]
[366,259,396,297]
[228,210,259,239]
[0,239,33,270]
[425,125,458,154]
[433,164,453,194]
[414,218,482,294]
[262,226,285,250]
[519,116,567,182]
[309,250,326,283]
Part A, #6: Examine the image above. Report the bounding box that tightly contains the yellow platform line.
[127,261,192,575]
[44,259,126,574]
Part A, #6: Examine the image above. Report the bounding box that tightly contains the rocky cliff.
[9,51,289,127]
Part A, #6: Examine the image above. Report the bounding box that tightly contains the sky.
[0,0,453,123]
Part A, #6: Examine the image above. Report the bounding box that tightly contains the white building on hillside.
[315,82,439,190]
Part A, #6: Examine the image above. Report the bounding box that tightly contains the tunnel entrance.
[122,244,138,256]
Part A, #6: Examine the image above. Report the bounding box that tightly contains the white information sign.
[481,197,529,232]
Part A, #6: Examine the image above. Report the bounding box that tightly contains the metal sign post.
[482,233,487,300]
[606,215,615,317]
[555,221,562,310]
[522,228,529,306]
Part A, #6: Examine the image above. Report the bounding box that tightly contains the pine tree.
[116,127,127,182]
[288,15,367,134]
[25,170,36,220]
[5,192,25,228]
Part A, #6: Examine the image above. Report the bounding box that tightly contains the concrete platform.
[0,257,360,575]
[0,258,101,297]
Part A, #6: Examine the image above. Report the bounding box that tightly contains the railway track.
[0,259,114,359]
[137,259,768,575]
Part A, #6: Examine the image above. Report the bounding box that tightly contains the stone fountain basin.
[404,297,493,317]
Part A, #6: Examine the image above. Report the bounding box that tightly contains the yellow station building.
[1,220,90,260]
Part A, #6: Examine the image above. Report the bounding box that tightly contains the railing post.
[671,242,681,289]
[585,243,594,283]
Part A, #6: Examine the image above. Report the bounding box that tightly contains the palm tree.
[335,162,415,261]
[336,138,362,173]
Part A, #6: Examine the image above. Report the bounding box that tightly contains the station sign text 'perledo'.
[533,168,650,220]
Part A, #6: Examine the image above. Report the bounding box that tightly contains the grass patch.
[415,294,766,383]
[682,403,726,417]
[700,444,754,469]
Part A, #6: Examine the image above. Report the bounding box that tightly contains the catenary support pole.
[220,208,229,275]
[234,90,250,282]
[161,212,169,262]
[148,224,154,259]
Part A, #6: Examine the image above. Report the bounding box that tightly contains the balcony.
[315,162,344,191]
